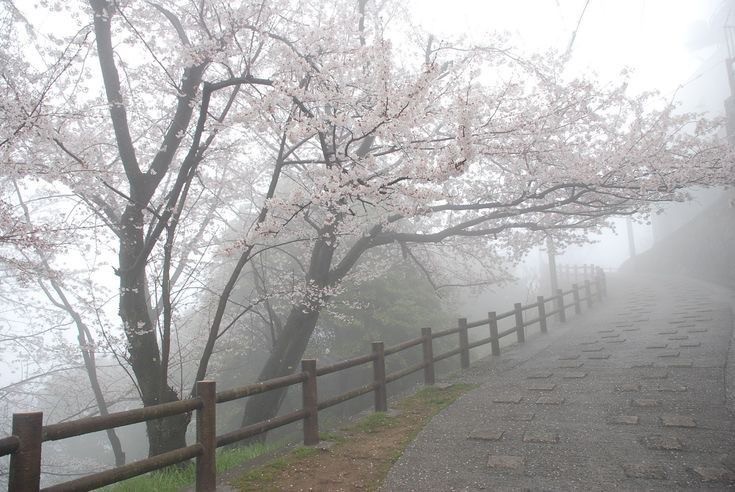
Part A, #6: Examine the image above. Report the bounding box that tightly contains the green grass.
[105,443,272,492]
[352,411,398,434]
[318,430,346,443]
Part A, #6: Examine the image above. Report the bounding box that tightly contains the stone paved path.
[381,274,735,491]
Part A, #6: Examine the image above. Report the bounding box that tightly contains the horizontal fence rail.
[1,267,608,491]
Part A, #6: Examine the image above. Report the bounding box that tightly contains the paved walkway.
[382,274,735,491]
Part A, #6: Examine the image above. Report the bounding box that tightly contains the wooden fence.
[558,263,615,283]
[0,269,607,491]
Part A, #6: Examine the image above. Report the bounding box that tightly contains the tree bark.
[240,237,334,436]
[119,205,190,455]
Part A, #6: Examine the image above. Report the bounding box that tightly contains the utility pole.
[725,25,735,144]
[546,236,559,296]
[625,217,636,258]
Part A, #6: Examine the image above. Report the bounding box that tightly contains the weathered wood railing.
[558,263,614,284]
[0,268,607,491]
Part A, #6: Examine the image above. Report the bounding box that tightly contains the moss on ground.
[232,383,475,491]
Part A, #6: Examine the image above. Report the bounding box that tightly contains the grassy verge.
[232,383,474,491]
[105,443,272,492]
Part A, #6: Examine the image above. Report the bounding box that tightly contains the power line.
[565,0,592,57]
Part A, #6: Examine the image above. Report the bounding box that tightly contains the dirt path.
[228,384,472,491]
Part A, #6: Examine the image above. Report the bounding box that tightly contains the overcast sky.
[410,0,728,111]
[408,0,731,267]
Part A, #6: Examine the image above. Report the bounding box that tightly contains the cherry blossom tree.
[1,0,731,458]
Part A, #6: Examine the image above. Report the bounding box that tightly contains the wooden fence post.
[537,296,547,334]
[596,275,604,302]
[458,318,470,369]
[196,380,216,492]
[301,359,319,445]
[585,280,593,308]
[9,411,43,492]
[372,342,388,412]
[488,312,500,356]
[556,288,566,322]
[514,303,525,343]
[572,283,582,314]
[421,327,435,385]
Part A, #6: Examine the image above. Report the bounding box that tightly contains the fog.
[1,0,733,489]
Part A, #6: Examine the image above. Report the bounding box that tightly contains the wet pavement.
[381,274,735,491]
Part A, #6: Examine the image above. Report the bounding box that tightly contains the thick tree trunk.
[119,206,189,456]
[144,387,191,457]
[240,238,335,438]
[239,307,322,437]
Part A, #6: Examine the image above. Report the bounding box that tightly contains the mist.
[0,1,733,490]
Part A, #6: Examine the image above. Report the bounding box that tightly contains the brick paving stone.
[631,398,660,407]
[693,317,713,322]
[623,327,641,331]
[562,371,587,379]
[687,328,708,333]
[647,344,668,349]
[642,370,669,379]
[558,362,584,369]
[642,435,684,450]
[468,429,504,441]
[535,396,564,405]
[526,372,553,379]
[523,430,558,444]
[503,413,534,422]
[606,338,626,343]
[658,351,680,358]
[690,466,735,482]
[654,385,688,392]
[668,361,693,368]
[598,328,616,333]
[527,383,556,391]
[581,347,604,352]
[493,395,523,404]
[558,354,580,360]
[486,455,524,470]
[661,415,697,428]
[588,354,611,359]
[609,415,639,425]
[382,275,735,492]
[622,463,667,479]
[680,342,701,348]
[720,453,735,471]
[631,362,654,368]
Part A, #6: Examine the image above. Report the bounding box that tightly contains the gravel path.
[381,274,735,491]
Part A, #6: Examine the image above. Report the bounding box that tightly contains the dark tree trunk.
[89,0,206,458]
[119,206,189,456]
[240,237,335,437]
[239,307,322,437]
